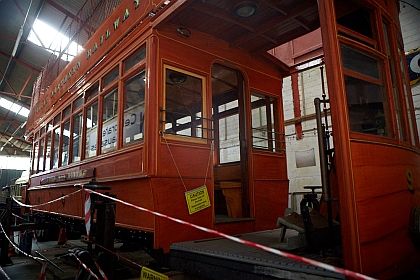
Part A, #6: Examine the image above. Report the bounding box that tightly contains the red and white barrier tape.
[12,185,375,279]
[86,189,376,280]
[70,253,101,280]
[0,266,11,280]
[38,261,47,280]
[12,189,82,208]
[0,221,47,279]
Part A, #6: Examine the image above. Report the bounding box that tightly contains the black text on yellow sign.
[140,266,168,280]
[185,185,211,215]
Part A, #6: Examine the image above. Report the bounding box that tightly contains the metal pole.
[314,97,335,246]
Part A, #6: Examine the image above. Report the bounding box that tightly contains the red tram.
[24,0,420,278]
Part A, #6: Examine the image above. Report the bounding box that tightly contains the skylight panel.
[28,19,82,61]
[18,107,30,117]
[0,97,29,118]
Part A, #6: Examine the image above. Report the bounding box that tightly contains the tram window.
[335,0,374,41]
[73,96,84,111]
[62,120,70,166]
[164,67,204,138]
[383,22,406,141]
[124,46,146,73]
[33,141,39,173]
[47,121,53,132]
[54,114,61,125]
[101,88,118,153]
[86,82,99,102]
[396,39,417,145]
[45,134,51,171]
[123,71,145,145]
[341,45,391,137]
[86,101,98,158]
[38,138,45,172]
[52,128,60,168]
[341,46,379,79]
[41,125,46,135]
[219,115,240,163]
[72,113,83,162]
[63,105,71,119]
[344,75,388,136]
[103,67,119,88]
[251,92,281,152]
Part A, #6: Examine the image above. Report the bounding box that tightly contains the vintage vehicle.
[25,0,420,278]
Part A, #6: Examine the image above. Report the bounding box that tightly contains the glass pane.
[103,66,119,88]
[45,134,51,171]
[86,82,99,102]
[86,101,98,158]
[63,105,71,119]
[33,141,39,173]
[164,68,203,138]
[73,96,84,111]
[52,128,60,168]
[124,71,145,146]
[341,45,379,79]
[54,114,61,125]
[72,112,83,162]
[47,121,53,132]
[101,89,118,153]
[345,75,389,136]
[251,92,280,152]
[124,46,146,73]
[335,0,374,39]
[62,120,70,166]
[38,138,44,172]
[398,42,417,144]
[219,115,240,163]
[383,22,405,141]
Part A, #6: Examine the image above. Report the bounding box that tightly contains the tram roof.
[0,0,324,157]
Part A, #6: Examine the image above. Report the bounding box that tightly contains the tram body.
[25,0,420,278]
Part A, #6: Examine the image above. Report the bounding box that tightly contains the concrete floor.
[0,238,205,280]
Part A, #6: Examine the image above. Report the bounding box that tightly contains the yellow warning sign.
[140,266,168,280]
[185,185,211,215]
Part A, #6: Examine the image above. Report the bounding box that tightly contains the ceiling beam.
[0,49,41,73]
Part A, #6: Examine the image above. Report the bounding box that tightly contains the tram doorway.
[211,64,250,221]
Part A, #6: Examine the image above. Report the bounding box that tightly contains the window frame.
[162,64,209,143]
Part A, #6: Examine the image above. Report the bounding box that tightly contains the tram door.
[212,64,249,220]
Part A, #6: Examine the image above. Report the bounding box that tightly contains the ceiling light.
[234,2,258,18]
[169,72,187,84]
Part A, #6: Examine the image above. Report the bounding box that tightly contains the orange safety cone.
[57,227,67,245]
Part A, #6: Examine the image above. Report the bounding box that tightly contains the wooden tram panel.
[24,0,420,279]
[26,0,289,256]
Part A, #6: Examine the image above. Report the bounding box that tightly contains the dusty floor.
[0,238,208,280]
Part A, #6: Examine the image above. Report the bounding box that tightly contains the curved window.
[341,45,391,137]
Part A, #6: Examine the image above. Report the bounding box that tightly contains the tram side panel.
[252,153,289,229]
[350,142,420,278]
[27,148,155,232]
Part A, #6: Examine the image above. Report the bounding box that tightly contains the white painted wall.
[282,67,330,212]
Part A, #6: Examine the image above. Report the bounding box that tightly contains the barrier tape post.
[84,193,91,238]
